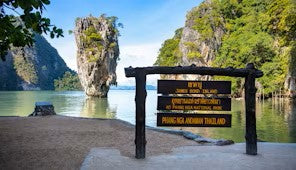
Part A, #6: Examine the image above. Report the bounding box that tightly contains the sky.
[43,0,202,85]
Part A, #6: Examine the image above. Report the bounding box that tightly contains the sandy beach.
[0,115,198,169]
[1,115,296,170]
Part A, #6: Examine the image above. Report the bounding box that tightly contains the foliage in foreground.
[0,0,63,61]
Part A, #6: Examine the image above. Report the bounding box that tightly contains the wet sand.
[0,115,197,170]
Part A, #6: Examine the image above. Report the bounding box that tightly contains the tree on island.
[54,71,82,91]
[0,0,63,61]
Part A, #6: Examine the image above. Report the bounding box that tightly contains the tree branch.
[3,4,21,16]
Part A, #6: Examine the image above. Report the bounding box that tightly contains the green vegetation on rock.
[13,55,38,84]
[81,26,104,62]
[214,0,295,95]
[190,0,224,41]
[154,28,182,66]
[79,14,122,63]
[184,42,202,59]
[155,0,296,96]
[105,15,123,36]
[54,71,82,91]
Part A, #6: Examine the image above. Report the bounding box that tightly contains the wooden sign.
[157,113,232,127]
[125,64,262,158]
[157,96,231,111]
[158,80,231,94]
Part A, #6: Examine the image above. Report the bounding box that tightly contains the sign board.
[157,96,231,111]
[125,64,262,158]
[158,80,231,94]
[157,113,232,127]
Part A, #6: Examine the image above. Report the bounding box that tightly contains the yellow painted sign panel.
[157,113,231,127]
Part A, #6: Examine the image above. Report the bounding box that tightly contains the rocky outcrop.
[155,0,296,98]
[161,0,225,81]
[74,15,119,97]
[284,46,296,97]
[157,0,296,97]
[285,75,296,97]
[147,126,234,146]
[0,34,71,90]
[29,102,56,116]
[179,0,224,67]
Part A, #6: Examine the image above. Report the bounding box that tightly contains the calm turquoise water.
[0,90,295,143]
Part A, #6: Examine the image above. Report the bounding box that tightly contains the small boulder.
[215,140,235,146]
[29,102,56,116]
[183,131,202,140]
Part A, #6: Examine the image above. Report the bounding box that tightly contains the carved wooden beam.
[125,65,263,78]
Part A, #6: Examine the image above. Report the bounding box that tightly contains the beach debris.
[147,127,234,146]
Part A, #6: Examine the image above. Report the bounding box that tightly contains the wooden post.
[244,63,257,155]
[135,68,147,159]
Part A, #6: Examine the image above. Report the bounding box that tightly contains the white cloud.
[117,43,161,86]
[56,41,77,71]
[46,35,77,71]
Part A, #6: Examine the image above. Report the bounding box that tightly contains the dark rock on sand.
[29,102,56,116]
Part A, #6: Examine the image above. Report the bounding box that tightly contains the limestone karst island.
[0,0,295,169]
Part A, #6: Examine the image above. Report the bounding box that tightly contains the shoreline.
[1,114,295,143]
[0,115,295,169]
[0,115,234,144]
[0,115,199,169]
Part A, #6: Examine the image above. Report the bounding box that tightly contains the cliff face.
[179,0,224,67]
[284,46,296,97]
[0,52,19,90]
[74,15,119,97]
[156,0,224,81]
[0,34,71,90]
[155,0,296,97]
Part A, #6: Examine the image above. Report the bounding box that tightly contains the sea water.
[0,90,295,142]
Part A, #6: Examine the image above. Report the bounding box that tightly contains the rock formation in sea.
[0,34,71,90]
[74,15,119,97]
